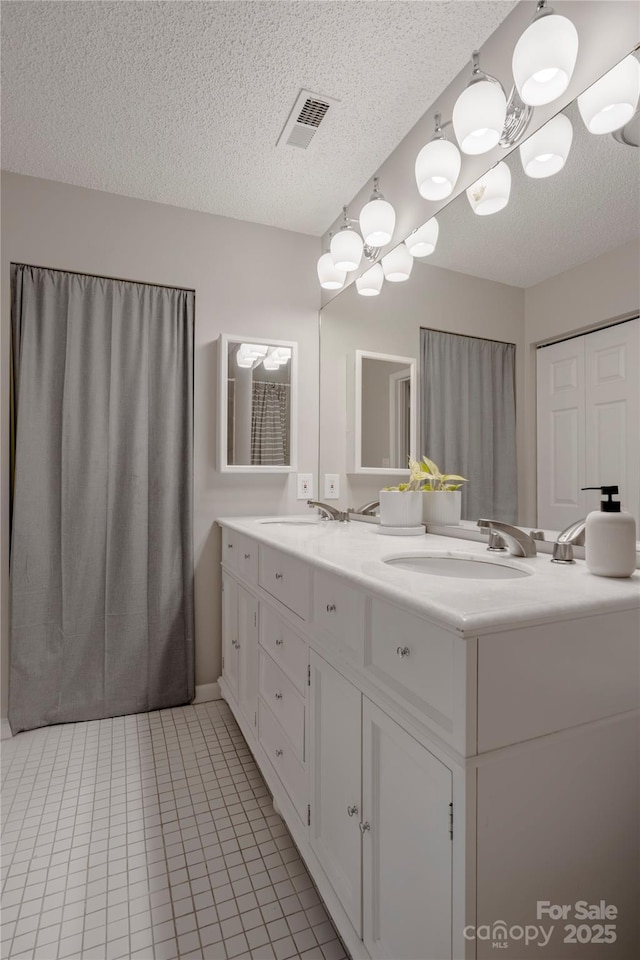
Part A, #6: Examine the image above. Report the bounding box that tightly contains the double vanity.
[217,517,639,960]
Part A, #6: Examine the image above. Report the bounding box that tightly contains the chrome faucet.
[351,500,379,516]
[477,519,537,557]
[551,518,586,563]
[307,500,349,522]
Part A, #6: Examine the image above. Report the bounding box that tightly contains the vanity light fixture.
[381,243,414,282]
[239,342,268,360]
[415,114,462,200]
[512,1,579,106]
[577,54,640,134]
[355,262,384,296]
[520,112,573,177]
[317,234,346,289]
[405,217,439,258]
[269,347,292,364]
[330,206,364,272]
[467,161,511,216]
[453,51,508,155]
[359,177,396,248]
[261,357,281,370]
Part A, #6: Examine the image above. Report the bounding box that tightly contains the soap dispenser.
[581,485,637,578]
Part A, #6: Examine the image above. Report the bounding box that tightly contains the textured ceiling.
[0,0,517,236]
[420,100,640,287]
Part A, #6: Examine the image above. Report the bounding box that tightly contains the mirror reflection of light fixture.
[578,55,640,135]
[520,112,573,177]
[356,262,384,296]
[239,342,267,360]
[382,243,414,282]
[512,0,579,106]
[270,347,292,364]
[317,232,346,290]
[467,161,511,216]
[405,217,439,258]
[236,356,254,369]
[262,357,281,370]
[415,114,461,200]
[453,51,508,155]
[330,206,364,271]
[359,177,396,248]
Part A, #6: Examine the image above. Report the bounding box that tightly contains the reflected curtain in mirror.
[9,265,195,734]
[251,381,289,466]
[421,328,517,521]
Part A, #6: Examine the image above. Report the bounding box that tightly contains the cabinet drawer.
[259,546,310,620]
[260,604,308,695]
[259,651,305,761]
[312,569,364,663]
[258,700,307,822]
[237,534,258,585]
[221,527,238,571]
[365,598,455,734]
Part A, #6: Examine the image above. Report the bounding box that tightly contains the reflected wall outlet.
[297,473,313,500]
[324,474,340,500]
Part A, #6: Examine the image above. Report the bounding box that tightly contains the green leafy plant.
[383,456,467,492]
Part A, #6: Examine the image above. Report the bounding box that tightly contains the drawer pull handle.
[275,749,283,758]
[234,641,240,650]
[274,692,283,701]
[244,553,250,560]
[347,804,358,817]
[326,603,336,613]
[396,645,410,659]
[275,638,284,647]
[359,821,371,834]
[227,543,233,549]
[275,573,284,581]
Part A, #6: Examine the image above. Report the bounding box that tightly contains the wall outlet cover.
[324,474,340,499]
[297,473,314,500]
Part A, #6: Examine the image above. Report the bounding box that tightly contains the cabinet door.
[309,651,362,937]
[362,699,452,960]
[222,572,239,700]
[238,585,259,730]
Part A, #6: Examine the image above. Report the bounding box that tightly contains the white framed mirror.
[218,334,298,473]
[354,349,417,475]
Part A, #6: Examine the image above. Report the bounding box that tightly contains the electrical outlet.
[324,474,340,500]
[297,473,313,500]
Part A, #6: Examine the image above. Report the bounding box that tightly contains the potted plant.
[379,458,428,528]
[418,455,468,525]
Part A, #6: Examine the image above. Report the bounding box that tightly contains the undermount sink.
[383,553,532,580]
[259,517,320,526]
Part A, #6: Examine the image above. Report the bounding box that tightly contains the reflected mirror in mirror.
[355,351,417,472]
[218,334,297,472]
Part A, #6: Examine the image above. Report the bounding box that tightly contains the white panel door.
[584,318,639,525]
[238,585,259,730]
[222,572,239,700]
[537,336,586,530]
[362,699,452,960]
[309,651,362,937]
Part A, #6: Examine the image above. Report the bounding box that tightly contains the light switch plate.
[324,474,340,499]
[297,473,313,500]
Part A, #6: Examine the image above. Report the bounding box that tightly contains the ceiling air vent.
[277,89,339,150]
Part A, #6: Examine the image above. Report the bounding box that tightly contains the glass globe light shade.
[317,252,346,290]
[359,198,396,247]
[382,243,414,283]
[520,113,573,178]
[452,80,507,155]
[239,342,267,360]
[512,14,578,106]
[578,55,640,135]
[262,358,280,370]
[236,355,254,369]
[405,218,439,258]
[415,138,461,200]
[330,228,364,272]
[355,263,384,297]
[466,162,511,216]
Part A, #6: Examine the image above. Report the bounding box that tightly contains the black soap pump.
[581,485,636,578]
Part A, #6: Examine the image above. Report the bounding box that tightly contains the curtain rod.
[421,325,516,347]
[11,262,196,294]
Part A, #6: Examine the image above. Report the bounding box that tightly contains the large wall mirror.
[319,53,639,528]
[354,350,416,474]
[218,334,297,473]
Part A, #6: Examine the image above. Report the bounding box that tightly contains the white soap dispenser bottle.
[582,485,637,578]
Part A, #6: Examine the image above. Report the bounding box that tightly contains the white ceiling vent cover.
[277,89,339,150]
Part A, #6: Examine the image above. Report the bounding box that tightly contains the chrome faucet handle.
[477,519,537,557]
[487,530,507,552]
[551,518,587,564]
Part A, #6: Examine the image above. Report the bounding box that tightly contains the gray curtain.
[420,328,517,521]
[251,382,289,465]
[9,265,195,734]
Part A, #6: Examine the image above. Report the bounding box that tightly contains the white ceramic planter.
[421,490,462,525]
[379,490,423,527]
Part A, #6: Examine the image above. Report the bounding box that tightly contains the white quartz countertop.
[217,516,640,637]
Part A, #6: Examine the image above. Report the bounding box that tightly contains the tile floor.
[0,701,347,960]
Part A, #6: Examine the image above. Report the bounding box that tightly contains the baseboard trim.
[193,682,221,704]
[1,718,13,740]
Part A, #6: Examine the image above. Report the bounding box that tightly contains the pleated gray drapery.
[251,382,289,466]
[420,327,517,522]
[9,265,195,734]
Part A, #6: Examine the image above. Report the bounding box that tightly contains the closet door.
[537,337,586,530]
